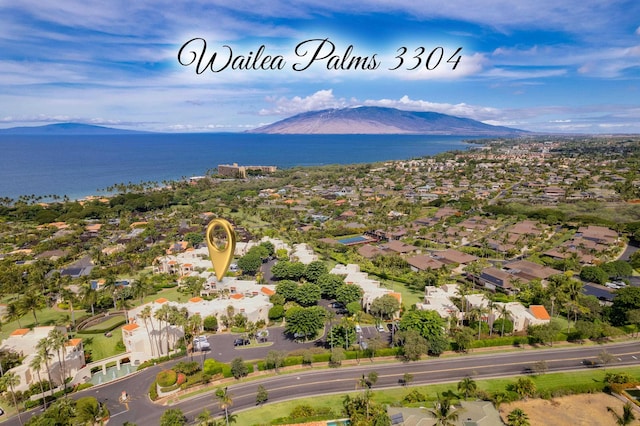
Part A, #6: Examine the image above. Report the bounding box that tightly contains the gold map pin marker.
[206,218,236,281]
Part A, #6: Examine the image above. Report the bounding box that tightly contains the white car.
[376,324,385,332]
[355,324,362,333]
[194,336,210,350]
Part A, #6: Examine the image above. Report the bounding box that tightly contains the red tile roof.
[261,286,275,296]
[529,305,550,320]
[122,323,139,332]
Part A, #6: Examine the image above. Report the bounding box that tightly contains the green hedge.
[221,363,254,378]
[470,336,521,348]
[149,380,158,401]
[311,353,331,363]
[77,319,127,334]
[283,356,303,367]
[75,383,94,392]
[160,383,181,393]
[156,370,177,387]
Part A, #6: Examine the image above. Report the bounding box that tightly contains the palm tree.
[4,300,25,328]
[487,299,496,337]
[102,274,119,309]
[60,288,77,329]
[427,394,460,426]
[132,273,153,303]
[216,387,233,426]
[455,285,470,321]
[48,328,69,394]
[196,408,217,426]
[29,353,48,410]
[20,291,46,325]
[507,408,530,426]
[185,314,202,359]
[81,284,98,316]
[154,304,173,355]
[497,304,510,337]
[139,305,158,357]
[36,338,55,393]
[564,279,583,302]
[607,402,636,425]
[77,398,109,426]
[470,306,488,339]
[0,371,23,425]
[457,376,477,399]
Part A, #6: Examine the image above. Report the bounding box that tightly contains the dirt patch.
[499,393,640,425]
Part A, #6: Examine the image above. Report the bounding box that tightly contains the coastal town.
[0,135,639,425]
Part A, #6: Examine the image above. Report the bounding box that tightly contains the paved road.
[8,339,639,425]
[173,341,640,424]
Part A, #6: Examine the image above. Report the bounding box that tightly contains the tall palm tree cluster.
[136,303,203,358]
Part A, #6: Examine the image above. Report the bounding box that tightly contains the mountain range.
[0,107,526,136]
[250,106,526,135]
[0,123,147,135]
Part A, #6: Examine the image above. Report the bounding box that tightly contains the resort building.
[124,283,274,364]
[1,326,85,392]
[330,264,402,315]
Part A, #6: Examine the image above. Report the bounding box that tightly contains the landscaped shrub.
[173,361,200,376]
[74,383,94,392]
[311,353,331,363]
[156,370,177,387]
[283,356,303,367]
[375,347,402,357]
[203,359,225,376]
[203,315,218,332]
[289,404,316,419]
[182,371,211,389]
[605,372,635,385]
[471,336,519,348]
[149,380,158,401]
[176,373,186,386]
[402,389,427,403]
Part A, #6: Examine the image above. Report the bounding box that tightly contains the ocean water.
[0,133,474,200]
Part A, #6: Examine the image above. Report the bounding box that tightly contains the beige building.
[330,264,402,315]
[123,284,274,364]
[1,326,85,392]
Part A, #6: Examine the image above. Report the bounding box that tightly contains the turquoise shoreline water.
[0,133,476,200]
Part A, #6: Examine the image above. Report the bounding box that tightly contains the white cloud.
[258,89,350,115]
[361,96,502,121]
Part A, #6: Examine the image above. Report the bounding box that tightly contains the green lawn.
[0,305,72,341]
[82,314,126,331]
[77,328,125,361]
[380,278,424,308]
[232,365,640,425]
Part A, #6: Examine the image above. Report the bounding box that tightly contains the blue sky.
[1,1,639,133]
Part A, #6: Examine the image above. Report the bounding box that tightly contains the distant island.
[0,123,149,135]
[250,106,527,135]
[0,107,527,136]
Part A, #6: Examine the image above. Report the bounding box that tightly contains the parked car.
[233,338,250,346]
[376,324,385,332]
[354,324,362,333]
[194,336,210,350]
